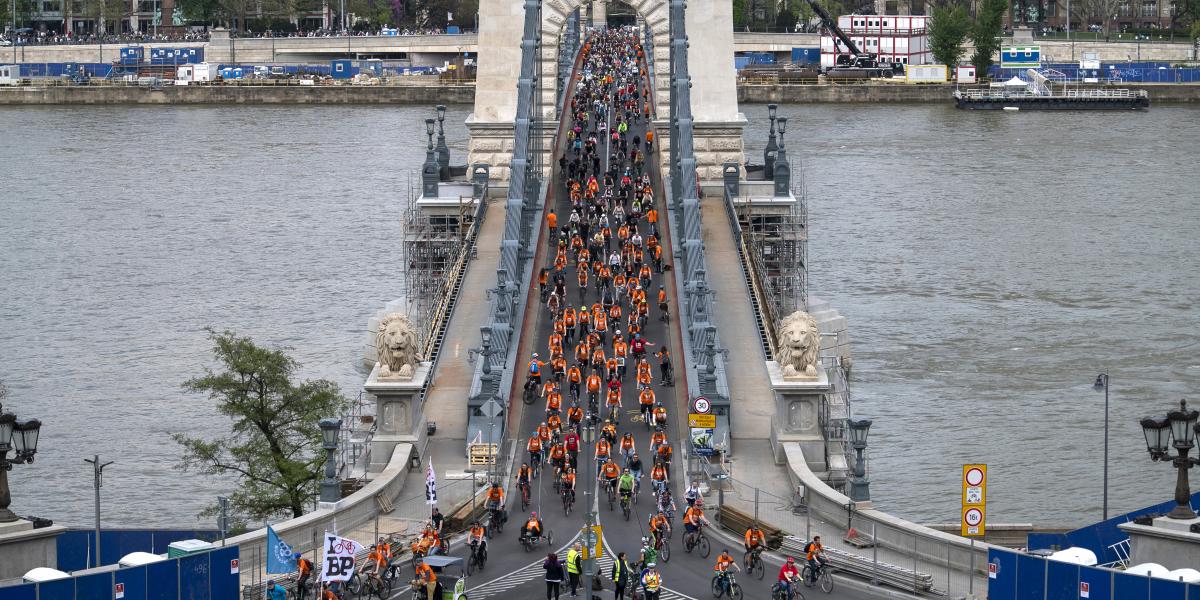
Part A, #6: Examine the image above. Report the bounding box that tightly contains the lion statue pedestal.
[768,310,831,473]
[363,313,430,474]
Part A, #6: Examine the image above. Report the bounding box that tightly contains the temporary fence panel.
[115,564,151,600]
[37,579,74,599]
[1044,559,1077,600]
[1016,552,1047,600]
[74,571,112,600]
[0,583,37,600]
[178,554,210,600]
[1114,570,1151,600]
[146,558,180,600]
[1152,578,1188,600]
[989,548,1020,600]
[208,546,240,600]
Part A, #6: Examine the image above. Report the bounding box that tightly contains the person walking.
[611,551,633,600]
[544,552,565,600]
[566,543,583,596]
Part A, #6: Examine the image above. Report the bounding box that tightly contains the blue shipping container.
[790,47,820,65]
[331,59,354,79]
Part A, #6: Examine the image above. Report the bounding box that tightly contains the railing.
[954,86,1148,99]
[723,186,777,360]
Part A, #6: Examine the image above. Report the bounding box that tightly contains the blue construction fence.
[735,52,778,70]
[1027,492,1200,565]
[0,545,239,600]
[987,546,1200,600]
[12,61,442,80]
[57,529,222,571]
[989,62,1200,83]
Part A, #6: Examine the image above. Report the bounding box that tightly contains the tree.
[173,329,350,521]
[928,3,971,66]
[970,0,1007,75]
[1076,0,1121,35]
[732,0,750,29]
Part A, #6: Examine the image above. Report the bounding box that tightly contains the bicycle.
[771,578,805,600]
[562,486,575,516]
[466,540,487,575]
[523,377,538,405]
[620,491,632,521]
[684,526,711,558]
[710,571,743,600]
[519,481,531,512]
[531,459,541,480]
[487,505,505,536]
[801,562,834,594]
[654,533,671,563]
[519,529,554,553]
[745,547,766,580]
[606,480,617,511]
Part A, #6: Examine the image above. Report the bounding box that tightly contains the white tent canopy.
[1004,77,1028,87]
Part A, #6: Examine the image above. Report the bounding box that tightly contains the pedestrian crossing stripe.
[465,551,693,600]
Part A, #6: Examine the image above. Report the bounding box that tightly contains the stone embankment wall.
[2,82,1197,104]
[739,83,1200,103]
[0,84,474,105]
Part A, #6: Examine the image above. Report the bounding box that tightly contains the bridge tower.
[467,0,746,181]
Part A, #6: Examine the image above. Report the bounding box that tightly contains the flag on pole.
[266,525,297,574]
[319,532,363,582]
[425,458,438,506]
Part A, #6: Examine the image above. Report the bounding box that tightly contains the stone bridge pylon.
[467,0,746,181]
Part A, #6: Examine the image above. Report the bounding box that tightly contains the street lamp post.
[84,455,114,567]
[436,104,450,180]
[1139,400,1200,520]
[847,418,872,502]
[318,418,343,503]
[1093,373,1110,520]
[581,421,598,600]
[422,118,441,198]
[763,103,778,178]
[0,402,43,523]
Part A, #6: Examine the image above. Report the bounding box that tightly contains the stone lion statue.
[776,310,821,379]
[375,313,422,379]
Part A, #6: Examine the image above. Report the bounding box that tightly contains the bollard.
[871,523,878,585]
[969,538,975,595]
[946,543,952,597]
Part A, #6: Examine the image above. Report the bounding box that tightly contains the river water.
[1,103,1196,529]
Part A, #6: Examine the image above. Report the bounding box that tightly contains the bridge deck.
[699,199,775,442]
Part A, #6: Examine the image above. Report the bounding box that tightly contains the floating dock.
[954,69,1150,110]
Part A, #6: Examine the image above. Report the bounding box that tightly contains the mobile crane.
[802,0,904,78]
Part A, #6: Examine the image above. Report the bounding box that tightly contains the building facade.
[820,14,931,68]
[874,0,1181,31]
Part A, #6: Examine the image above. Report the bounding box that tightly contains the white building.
[820,15,931,69]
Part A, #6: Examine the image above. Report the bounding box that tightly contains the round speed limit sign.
[693,396,711,414]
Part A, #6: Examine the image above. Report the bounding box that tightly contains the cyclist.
[638,536,658,569]
[649,511,670,546]
[485,483,506,523]
[683,500,711,547]
[650,428,667,456]
[684,481,701,507]
[805,535,827,584]
[656,441,673,476]
[619,432,637,465]
[567,364,583,400]
[638,387,655,422]
[564,427,581,469]
[656,489,677,522]
[522,511,544,544]
[295,552,314,600]
[528,353,544,388]
[600,458,621,497]
[601,420,618,445]
[516,462,533,504]
[367,542,388,579]
[649,460,668,495]
[560,467,576,503]
[777,557,802,600]
[549,441,567,473]
[468,520,488,561]
[714,549,741,592]
[265,580,287,600]
[744,525,767,568]
[651,404,668,430]
[618,468,636,504]
[415,559,438,600]
[527,432,543,467]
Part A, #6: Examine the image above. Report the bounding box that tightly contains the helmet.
[647,562,656,568]
[659,285,664,289]
[641,536,649,544]
[531,511,538,517]
[492,482,500,488]
[787,557,795,564]
[294,552,303,560]
[533,352,539,358]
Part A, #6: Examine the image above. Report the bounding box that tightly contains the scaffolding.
[399,173,477,352]
[739,172,809,321]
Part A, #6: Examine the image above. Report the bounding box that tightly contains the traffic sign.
[481,398,504,419]
[688,414,716,428]
[961,464,987,537]
[580,525,603,560]
[692,396,711,414]
[961,506,986,536]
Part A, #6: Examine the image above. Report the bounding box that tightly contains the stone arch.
[536,0,672,120]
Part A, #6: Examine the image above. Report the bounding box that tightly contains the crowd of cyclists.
[263,25,830,600]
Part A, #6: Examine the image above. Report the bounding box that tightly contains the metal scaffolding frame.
[739,175,809,322]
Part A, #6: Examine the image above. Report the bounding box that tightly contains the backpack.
[803,542,815,555]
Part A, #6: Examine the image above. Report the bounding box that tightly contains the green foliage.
[173,329,349,521]
[970,0,1007,75]
[731,0,749,29]
[775,6,798,31]
[928,3,971,67]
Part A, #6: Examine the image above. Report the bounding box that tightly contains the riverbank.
[2,81,1198,105]
[0,83,474,105]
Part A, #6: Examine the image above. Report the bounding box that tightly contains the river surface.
[1,103,1196,529]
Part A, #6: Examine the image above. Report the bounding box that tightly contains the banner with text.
[320,532,363,582]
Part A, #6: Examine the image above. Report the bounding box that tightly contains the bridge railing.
[664,0,733,443]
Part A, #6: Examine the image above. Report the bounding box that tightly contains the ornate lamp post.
[763,103,778,179]
[1139,400,1200,519]
[1093,373,1110,520]
[422,118,440,198]
[318,418,343,503]
[436,105,450,180]
[581,421,598,600]
[0,402,43,523]
[847,418,872,502]
[773,117,791,197]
